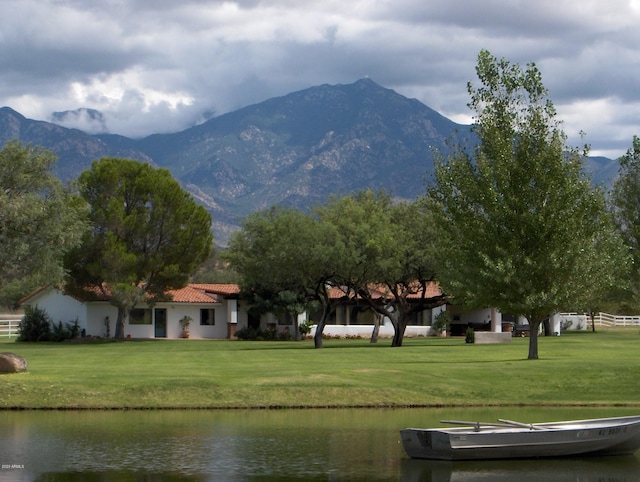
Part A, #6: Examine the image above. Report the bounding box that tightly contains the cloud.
[0,0,638,156]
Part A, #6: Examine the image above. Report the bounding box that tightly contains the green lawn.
[1,329,639,409]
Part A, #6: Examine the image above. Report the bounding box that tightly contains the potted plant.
[179,316,192,338]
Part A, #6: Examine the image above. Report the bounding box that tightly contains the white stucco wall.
[310,323,434,338]
[25,288,88,332]
[83,300,243,339]
[86,304,119,337]
[164,304,228,339]
[42,298,236,339]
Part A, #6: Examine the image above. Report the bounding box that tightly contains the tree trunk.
[391,319,407,347]
[293,312,300,341]
[370,313,382,343]
[114,306,127,339]
[313,321,324,348]
[590,312,596,332]
[313,304,332,349]
[527,320,542,359]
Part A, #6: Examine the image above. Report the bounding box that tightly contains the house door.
[154,308,167,338]
[248,308,261,329]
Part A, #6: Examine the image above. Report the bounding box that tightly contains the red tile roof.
[189,283,241,296]
[167,285,219,303]
[21,282,441,306]
[328,282,442,300]
[407,282,442,299]
[168,284,242,303]
[20,283,240,306]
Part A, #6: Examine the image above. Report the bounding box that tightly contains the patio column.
[491,308,502,332]
[227,299,238,339]
[549,313,561,335]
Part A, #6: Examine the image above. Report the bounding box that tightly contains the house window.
[129,308,151,325]
[279,312,294,326]
[200,308,215,325]
[409,310,430,326]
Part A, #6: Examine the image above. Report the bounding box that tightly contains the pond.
[1,407,639,481]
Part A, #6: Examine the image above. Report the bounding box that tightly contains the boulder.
[0,352,28,373]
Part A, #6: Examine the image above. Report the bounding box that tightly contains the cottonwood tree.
[427,50,620,359]
[610,135,640,311]
[65,158,213,338]
[318,191,444,347]
[0,141,87,307]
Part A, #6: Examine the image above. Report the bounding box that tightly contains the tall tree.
[225,207,356,348]
[227,194,443,348]
[427,50,619,359]
[610,135,640,310]
[65,158,213,338]
[0,141,87,307]
[318,191,444,347]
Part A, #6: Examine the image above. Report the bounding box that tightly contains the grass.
[1,328,639,409]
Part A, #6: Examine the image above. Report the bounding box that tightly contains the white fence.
[559,312,640,329]
[0,315,22,339]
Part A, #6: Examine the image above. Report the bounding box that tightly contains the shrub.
[235,326,292,341]
[431,311,451,336]
[234,326,257,340]
[299,320,313,337]
[465,326,475,344]
[277,327,293,341]
[17,306,52,342]
[51,319,80,342]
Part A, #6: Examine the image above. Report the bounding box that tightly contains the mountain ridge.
[0,79,619,244]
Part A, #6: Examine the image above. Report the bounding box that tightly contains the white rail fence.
[0,315,23,339]
[559,312,640,329]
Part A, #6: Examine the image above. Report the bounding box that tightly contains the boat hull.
[400,415,640,460]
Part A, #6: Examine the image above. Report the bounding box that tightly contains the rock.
[0,352,28,373]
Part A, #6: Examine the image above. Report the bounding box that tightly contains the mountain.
[129,78,472,240]
[0,107,153,180]
[0,79,620,244]
[583,155,620,187]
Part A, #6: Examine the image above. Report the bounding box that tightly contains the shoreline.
[3,402,640,411]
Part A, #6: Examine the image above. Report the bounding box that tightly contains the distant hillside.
[583,156,620,187]
[0,79,620,244]
[0,107,153,180]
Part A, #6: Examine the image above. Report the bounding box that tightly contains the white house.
[304,283,541,339]
[20,282,562,340]
[20,284,258,339]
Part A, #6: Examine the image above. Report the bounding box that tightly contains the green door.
[154,308,167,338]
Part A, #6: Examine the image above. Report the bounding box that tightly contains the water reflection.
[401,457,640,481]
[1,408,639,481]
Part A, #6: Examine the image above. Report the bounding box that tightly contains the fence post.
[0,316,22,339]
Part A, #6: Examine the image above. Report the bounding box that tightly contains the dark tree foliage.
[225,206,350,347]
[17,305,52,342]
[227,191,443,348]
[65,158,213,338]
[317,191,444,347]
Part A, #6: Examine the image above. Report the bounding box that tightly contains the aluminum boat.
[400,415,640,460]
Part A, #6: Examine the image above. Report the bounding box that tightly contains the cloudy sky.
[1,0,639,158]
